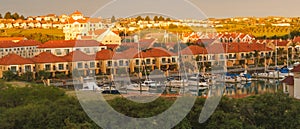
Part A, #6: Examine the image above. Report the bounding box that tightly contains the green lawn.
[0,28,64,37]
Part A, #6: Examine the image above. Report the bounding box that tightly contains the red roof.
[291,64,300,72]
[95,49,115,60]
[0,40,41,48]
[274,40,289,46]
[31,52,67,63]
[38,40,103,48]
[63,50,95,62]
[281,76,294,85]
[181,45,207,55]
[0,54,34,65]
[293,36,300,43]
[71,10,83,15]
[133,48,173,58]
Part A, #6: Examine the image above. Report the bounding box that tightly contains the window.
[90,62,95,68]
[135,60,139,65]
[45,64,51,71]
[152,60,156,64]
[77,62,83,68]
[10,66,17,72]
[58,64,64,70]
[172,57,176,62]
[25,65,31,72]
[162,58,166,63]
[125,61,129,66]
[119,60,124,66]
[146,59,151,64]
[114,62,117,66]
[84,48,90,53]
[55,49,62,55]
[64,49,69,54]
[107,61,112,67]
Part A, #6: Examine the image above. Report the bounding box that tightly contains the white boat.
[142,80,164,87]
[167,79,189,87]
[125,83,149,91]
[224,76,241,83]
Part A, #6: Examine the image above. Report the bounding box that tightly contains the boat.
[142,80,164,87]
[125,83,149,91]
[223,73,242,83]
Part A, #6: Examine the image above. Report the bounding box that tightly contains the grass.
[0,28,64,37]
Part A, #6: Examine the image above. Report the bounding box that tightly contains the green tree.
[158,16,165,21]
[11,12,19,20]
[4,12,11,19]
[111,15,116,23]
[2,71,17,81]
[19,72,34,82]
[153,16,159,21]
[20,15,25,20]
[135,16,143,22]
[145,16,151,21]
[37,70,51,80]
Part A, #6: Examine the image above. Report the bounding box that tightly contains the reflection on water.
[117,79,282,99]
[220,79,282,98]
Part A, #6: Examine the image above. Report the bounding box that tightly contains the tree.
[4,12,11,19]
[111,15,116,23]
[19,72,34,82]
[20,15,25,20]
[158,16,165,21]
[11,12,20,20]
[166,18,171,21]
[135,16,143,22]
[0,13,2,19]
[2,71,17,81]
[145,16,151,21]
[153,16,159,21]
[37,70,51,80]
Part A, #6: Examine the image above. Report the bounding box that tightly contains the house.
[37,40,107,56]
[282,64,300,99]
[63,50,96,76]
[31,52,69,77]
[0,40,41,58]
[63,10,104,40]
[78,29,121,45]
[0,54,35,78]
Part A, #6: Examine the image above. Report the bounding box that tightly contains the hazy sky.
[0,0,299,19]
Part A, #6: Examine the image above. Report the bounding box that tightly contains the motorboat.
[125,83,149,91]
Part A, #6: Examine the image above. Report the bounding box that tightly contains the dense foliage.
[0,81,300,129]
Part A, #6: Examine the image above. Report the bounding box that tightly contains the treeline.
[1,82,300,128]
[0,12,25,20]
[256,29,300,40]
[11,32,64,43]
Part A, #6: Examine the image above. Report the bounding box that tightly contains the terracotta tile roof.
[71,10,83,15]
[0,37,27,41]
[0,40,41,48]
[181,45,207,55]
[95,49,115,60]
[0,54,34,65]
[38,40,103,48]
[88,18,101,23]
[291,64,300,72]
[88,29,107,36]
[31,52,67,63]
[281,76,294,85]
[293,36,300,42]
[274,40,289,46]
[133,48,173,58]
[63,50,95,62]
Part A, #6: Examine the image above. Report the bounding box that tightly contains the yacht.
[125,83,149,91]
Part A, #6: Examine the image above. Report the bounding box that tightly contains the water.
[117,79,283,98]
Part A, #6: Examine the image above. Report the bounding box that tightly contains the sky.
[0,0,299,19]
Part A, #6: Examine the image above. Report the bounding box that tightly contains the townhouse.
[37,40,107,56]
[63,11,105,40]
[0,40,41,58]
[0,54,35,78]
